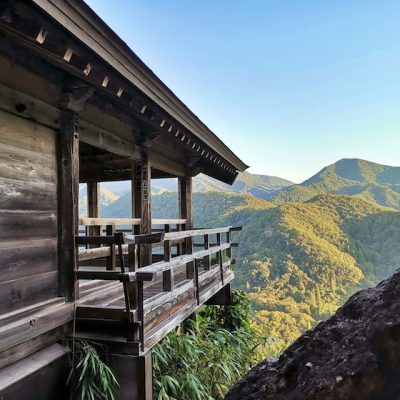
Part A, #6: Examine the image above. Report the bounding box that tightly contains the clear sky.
[85,0,400,183]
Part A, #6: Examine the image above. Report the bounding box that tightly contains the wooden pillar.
[128,162,138,270]
[107,350,153,400]
[87,181,100,239]
[179,175,193,231]
[134,147,152,267]
[179,175,193,255]
[58,109,79,301]
[132,162,140,235]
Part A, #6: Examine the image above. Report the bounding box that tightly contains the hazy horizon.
[85,0,400,182]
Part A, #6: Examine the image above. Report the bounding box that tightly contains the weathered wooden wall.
[0,110,58,314]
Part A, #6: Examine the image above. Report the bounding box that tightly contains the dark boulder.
[225,270,400,400]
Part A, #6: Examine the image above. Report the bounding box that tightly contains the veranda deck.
[74,223,240,353]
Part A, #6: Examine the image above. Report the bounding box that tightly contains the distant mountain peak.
[150,172,294,200]
[272,159,400,209]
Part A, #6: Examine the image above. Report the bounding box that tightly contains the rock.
[225,270,400,400]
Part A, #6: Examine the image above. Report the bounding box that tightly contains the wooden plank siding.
[0,110,59,314]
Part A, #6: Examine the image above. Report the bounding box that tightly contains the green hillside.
[235,195,400,346]
[271,159,400,209]
[100,191,400,347]
[102,191,273,223]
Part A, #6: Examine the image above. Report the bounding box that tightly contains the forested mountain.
[78,159,400,348]
[102,191,272,221]
[95,159,400,210]
[237,195,400,346]
[97,191,400,347]
[79,186,119,217]
[270,159,400,209]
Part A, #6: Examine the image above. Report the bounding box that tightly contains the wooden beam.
[149,151,185,177]
[79,121,185,178]
[58,109,79,301]
[80,120,140,160]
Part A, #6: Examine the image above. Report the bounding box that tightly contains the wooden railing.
[75,225,241,351]
[79,217,187,226]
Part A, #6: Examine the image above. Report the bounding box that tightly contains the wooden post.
[108,350,153,400]
[129,161,139,271]
[204,234,210,271]
[58,109,80,301]
[87,181,100,241]
[106,224,116,270]
[179,175,193,255]
[135,147,152,267]
[226,229,232,260]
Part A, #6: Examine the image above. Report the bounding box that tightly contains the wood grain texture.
[0,112,59,315]
[0,272,58,314]
[0,239,58,282]
[58,109,79,301]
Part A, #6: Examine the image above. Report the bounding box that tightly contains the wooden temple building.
[0,1,248,399]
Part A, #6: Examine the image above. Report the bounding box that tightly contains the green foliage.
[69,340,119,400]
[238,195,400,346]
[101,191,272,225]
[153,290,271,400]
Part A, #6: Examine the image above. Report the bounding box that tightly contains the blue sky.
[85,0,400,182]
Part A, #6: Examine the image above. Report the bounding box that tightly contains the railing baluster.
[164,239,171,262]
[194,258,200,305]
[106,224,116,270]
[162,238,173,292]
[138,280,144,351]
[186,261,194,279]
[163,269,173,292]
[226,229,232,260]
[204,233,210,270]
[177,224,182,255]
[128,243,136,271]
[216,233,224,285]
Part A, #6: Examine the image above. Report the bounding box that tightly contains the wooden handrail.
[79,217,141,226]
[123,232,164,245]
[79,217,187,226]
[164,227,231,241]
[77,227,239,262]
[135,243,231,281]
[76,236,116,246]
[152,219,186,225]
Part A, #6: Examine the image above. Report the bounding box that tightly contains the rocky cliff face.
[226,270,400,400]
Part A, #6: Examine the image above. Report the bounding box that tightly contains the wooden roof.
[28,0,249,183]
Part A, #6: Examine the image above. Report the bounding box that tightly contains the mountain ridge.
[270,158,400,209]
